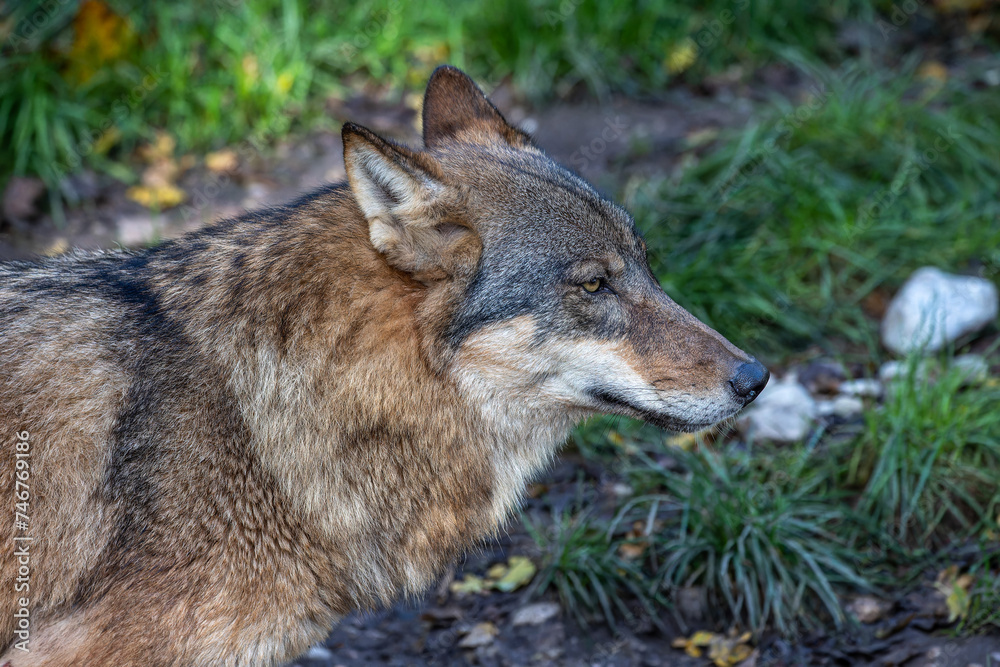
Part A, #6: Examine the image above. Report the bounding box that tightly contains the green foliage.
[523,507,667,630]
[616,439,870,636]
[631,59,1000,357]
[0,0,937,216]
[962,554,1000,635]
[843,359,1000,549]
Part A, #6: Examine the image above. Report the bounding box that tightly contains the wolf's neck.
[149,203,572,607]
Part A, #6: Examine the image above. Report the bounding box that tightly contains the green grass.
[0,0,947,219]
[629,58,1000,358]
[523,506,668,630]
[617,436,871,636]
[842,357,1000,550]
[963,550,1000,635]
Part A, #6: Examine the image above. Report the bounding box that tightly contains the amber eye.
[582,278,602,293]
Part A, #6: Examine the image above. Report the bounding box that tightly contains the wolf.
[0,66,768,665]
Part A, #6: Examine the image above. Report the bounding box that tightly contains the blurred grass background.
[2,0,999,641]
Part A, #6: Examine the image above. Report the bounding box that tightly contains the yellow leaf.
[126,184,185,209]
[493,556,536,592]
[449,574,486,595]
[618,541,647,560]
[276,71,295,95]
[945,584,970,623]
[934,566,974,623]
[918,60,949,83]
[486,563,508,580]
[92,126,121,156]
[666,38,698,75]
[66,0,135,83]
[666,432,698,451]
[688,630,716,646]
[608,431,625,447]
[205,149,239,174]
[242,55,259,84]
[138,132,177,163]
[45,239,69,257]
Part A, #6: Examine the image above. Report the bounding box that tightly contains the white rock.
[511,602,561,627]
[839,378,882,398]
[815,399,837,418]
[305,645,333,659]
[831,395,865,418]
[952,353,989,385]
[881,267,998,355]
[741,379,817,442]
[457,622,498,648]
[880,354,989,387]
[878,360,928,384]
[116,214,159,247]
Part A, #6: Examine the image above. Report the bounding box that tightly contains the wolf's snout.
[729,360,770,403]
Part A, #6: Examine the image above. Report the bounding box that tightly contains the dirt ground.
[2,68,998,667]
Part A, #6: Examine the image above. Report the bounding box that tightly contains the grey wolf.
[0,66,767,666]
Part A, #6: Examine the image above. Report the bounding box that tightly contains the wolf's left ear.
[343,122,480,282]
[423,65,533,149]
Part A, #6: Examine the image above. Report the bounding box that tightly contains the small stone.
[878,359,930,385]
[881,267,998,354]
[116,214,159,247]
[952,354,989,386]
[830,395,865,418]
[815,399,837,418]
[839,378,882,398]
[458,622,498,648]
[305,644,333,659]
[511,602,561,626]
[611,483,634,497]
[740,378,817,442]
[846,595,890,623]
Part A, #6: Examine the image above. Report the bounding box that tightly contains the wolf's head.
[343,66,767,434]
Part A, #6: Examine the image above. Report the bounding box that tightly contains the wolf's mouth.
[588,387,718,433]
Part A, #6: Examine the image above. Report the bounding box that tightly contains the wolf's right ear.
[422,65,533,149]
[343,122,481,282]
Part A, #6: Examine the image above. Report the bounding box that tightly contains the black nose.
[730,360,769,402]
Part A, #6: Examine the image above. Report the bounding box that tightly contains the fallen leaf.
[457,622,497,648]
[66,0,135,83]
[486,563,507,580]
[672,630,754,667]
[666,38,698,75]
[493,556,536,592]
[684,127,720,149]
[934,566,974,623]
[126,184,185,209]
[449,574,487,596]
[139,132,177,163]
[618,541,647,560]
[205,149,238,173]
[666,432,698,451]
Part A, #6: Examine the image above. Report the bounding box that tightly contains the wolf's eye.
[582,278,603,293]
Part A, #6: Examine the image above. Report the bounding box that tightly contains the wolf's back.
[0,251,156,649]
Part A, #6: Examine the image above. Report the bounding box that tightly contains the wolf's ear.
[343,122,480,282]
[423,65,533,149]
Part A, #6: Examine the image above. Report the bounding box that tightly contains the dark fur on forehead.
[423,65,534,149]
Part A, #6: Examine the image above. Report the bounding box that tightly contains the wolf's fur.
[0,67,766,666]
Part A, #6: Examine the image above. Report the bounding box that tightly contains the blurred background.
[2,1,999,665]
